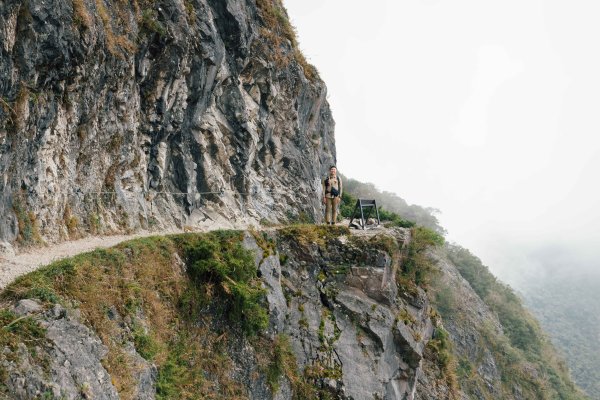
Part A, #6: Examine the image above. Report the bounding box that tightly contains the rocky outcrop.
[0,227,442,399]
[0,226,588,399]
[269,227,435,399]
[0,0,335,245]
[3,300,119,399]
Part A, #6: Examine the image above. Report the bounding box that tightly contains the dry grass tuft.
[94,0,137,58]
[278,224,349,248]
[12,192,42,246]
[73,0,93,28]
[255,0,319,81]
[63,204,79,239]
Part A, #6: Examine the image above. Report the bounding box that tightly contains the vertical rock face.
[270,227,435,400]
[0,0,336,244]
[4,300,120,399]
[0,228,439,400]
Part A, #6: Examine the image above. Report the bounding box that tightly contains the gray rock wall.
[0,0,336,244]
[269,228,435,400]
[4,300,121,399]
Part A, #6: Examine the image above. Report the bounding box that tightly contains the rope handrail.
[73,188,276,197]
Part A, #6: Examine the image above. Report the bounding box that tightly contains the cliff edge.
[0,225,587,399]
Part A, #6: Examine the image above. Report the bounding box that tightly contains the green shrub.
[155,356,183,399]
[400,226,445,287]
[140,8,166,37]
[379,208,415,228]
[12,197,42,246]
[133,325,160,361]
[426,326,458,393]
[181,231,268,336]
[339,192,357,219]
[23,287,61,304]
[457,358,473,378]
[155,340,195,399]
[266,334,296,392]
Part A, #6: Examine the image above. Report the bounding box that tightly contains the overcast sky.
[285,0,600,286]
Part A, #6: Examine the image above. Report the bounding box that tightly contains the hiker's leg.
[325,197,332,223]
[332,197,340,223]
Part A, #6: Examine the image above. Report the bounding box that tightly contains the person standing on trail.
[322,166,343,225]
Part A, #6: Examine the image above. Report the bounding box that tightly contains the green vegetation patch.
[443,245,588,400]
[341,175,444,232]
[176,231,268,336]
[265,334,298,393]
[399,226,445,291]
[0,309,49,391]
[12,195,43,246]
[155,329,246,400]
[140,7,167,37]
[1,231,268,399]
[251,228,277,258]
[257,333,336,399]
[278,224,349,248]
[425,326,459,396]
[0,309,47,354]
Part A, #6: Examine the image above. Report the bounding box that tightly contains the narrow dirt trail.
[0,220,375,291]
[0,229,188,290]
[0,217,258,289]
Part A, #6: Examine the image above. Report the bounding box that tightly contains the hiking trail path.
[0,230,189,290]
[0,219,382,291]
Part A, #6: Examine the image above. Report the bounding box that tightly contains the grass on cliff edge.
[255,0,319,81]
[1,231,270,399]
[278,224,349,247]
[0,309,49,395]
[0,226,354,399]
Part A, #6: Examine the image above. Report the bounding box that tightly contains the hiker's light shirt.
[322,175,342,199]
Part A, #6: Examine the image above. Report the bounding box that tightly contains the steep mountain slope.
[522,272,600,398]
[0,0,335,247]
[0,226,433,399]
[342,178,588,399]
[428,245,586,400]
[0,226,588,400]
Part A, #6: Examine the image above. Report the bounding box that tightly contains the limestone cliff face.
[0,0,335,245]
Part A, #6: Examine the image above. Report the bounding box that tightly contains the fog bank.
[285,0,600,285]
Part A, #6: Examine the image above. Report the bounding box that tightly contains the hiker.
[322,166,343,225]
